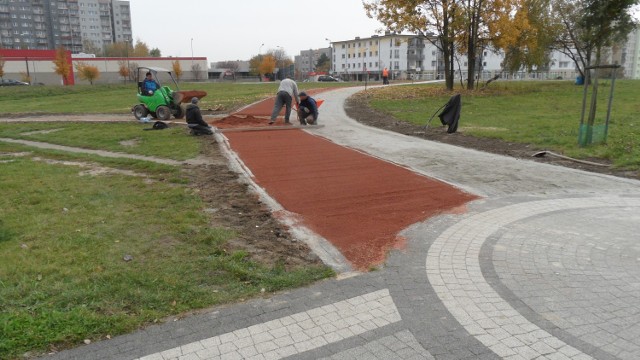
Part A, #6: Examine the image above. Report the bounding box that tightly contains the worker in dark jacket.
[298,92,319,125]
[185,97,213,135]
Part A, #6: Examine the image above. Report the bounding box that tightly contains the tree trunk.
[585,47,601,144]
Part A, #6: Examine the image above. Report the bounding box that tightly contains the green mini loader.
[131,67,207,121]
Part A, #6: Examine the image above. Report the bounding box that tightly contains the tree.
[118,60,130,83]
[217,61,240,72]
[128,62,139,82]
[316,53,331,73]
[249,55,263,78]
[191,63,203,81]
[172,60,183,81]
[132,39,150,57]
[82,39,102,56]
[75,62,100,85]
[553,0,638,77]
[53,47,72,85]
[103,39,152,57]
[20,72,31,84]
[259,54,277,79]
[0,53,5,81]
[486,0,558,75]
[268,48,293,79]
[364,0,461,90]
[150,48,161,57]
[104,41,132,57]
[553,0,637,143]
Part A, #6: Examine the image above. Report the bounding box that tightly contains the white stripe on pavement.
[137,289,401,360]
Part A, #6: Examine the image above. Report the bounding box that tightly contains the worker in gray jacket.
[269,77,300,125]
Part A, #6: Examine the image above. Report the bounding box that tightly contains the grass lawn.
[0,122,201,161]
[0,81,353,116]
[0,97,335,358]
[366,80,640,170]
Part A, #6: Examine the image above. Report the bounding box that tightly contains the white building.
[329,29,640,81]
[331,32,427,81]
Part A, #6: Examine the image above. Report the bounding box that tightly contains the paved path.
[44,85,640,360]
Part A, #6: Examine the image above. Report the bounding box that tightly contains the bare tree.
[192,63,203,81]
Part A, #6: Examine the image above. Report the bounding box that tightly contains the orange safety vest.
[382,69,389,77]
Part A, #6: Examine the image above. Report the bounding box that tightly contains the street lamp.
[190,38,194,80]
[364,48,369,91]
[257,43,265,81]
[276,45,283,80]
[325,38,332,75]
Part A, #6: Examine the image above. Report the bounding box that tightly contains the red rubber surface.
[225,128,477,270]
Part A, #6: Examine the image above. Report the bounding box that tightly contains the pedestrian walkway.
[45,84,640,360]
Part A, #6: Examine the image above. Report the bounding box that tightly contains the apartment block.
[294,47,331,76]
[329,30,640,81]
[0,0,130,53]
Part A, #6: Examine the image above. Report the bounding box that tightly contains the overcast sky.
[129,0,387,63]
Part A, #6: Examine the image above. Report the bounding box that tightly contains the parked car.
[317,75,339,82]
[0,79,29,86]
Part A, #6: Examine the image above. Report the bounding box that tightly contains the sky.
[129,0,387,64]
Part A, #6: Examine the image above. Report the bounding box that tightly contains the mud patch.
[0,152,31,157]
[31,157,151,179]
[21,128,65,136]
[119,139,140,147]
[211,115,271,129]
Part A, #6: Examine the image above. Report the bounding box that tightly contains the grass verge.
[0,82,354,116]
[365,80,640,170]
[0,122,201,161]
[0,124,333,359]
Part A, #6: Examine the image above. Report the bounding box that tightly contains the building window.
[394,49,400,59]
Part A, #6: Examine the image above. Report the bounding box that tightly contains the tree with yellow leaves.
[0,53,5,81]
[118,60,130,84]
[53,47,72,85]
[172,60,183,82]
[364,0,462,90]
[364,0,557,89]
[75,62,100,85]
[259,55,277,80]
